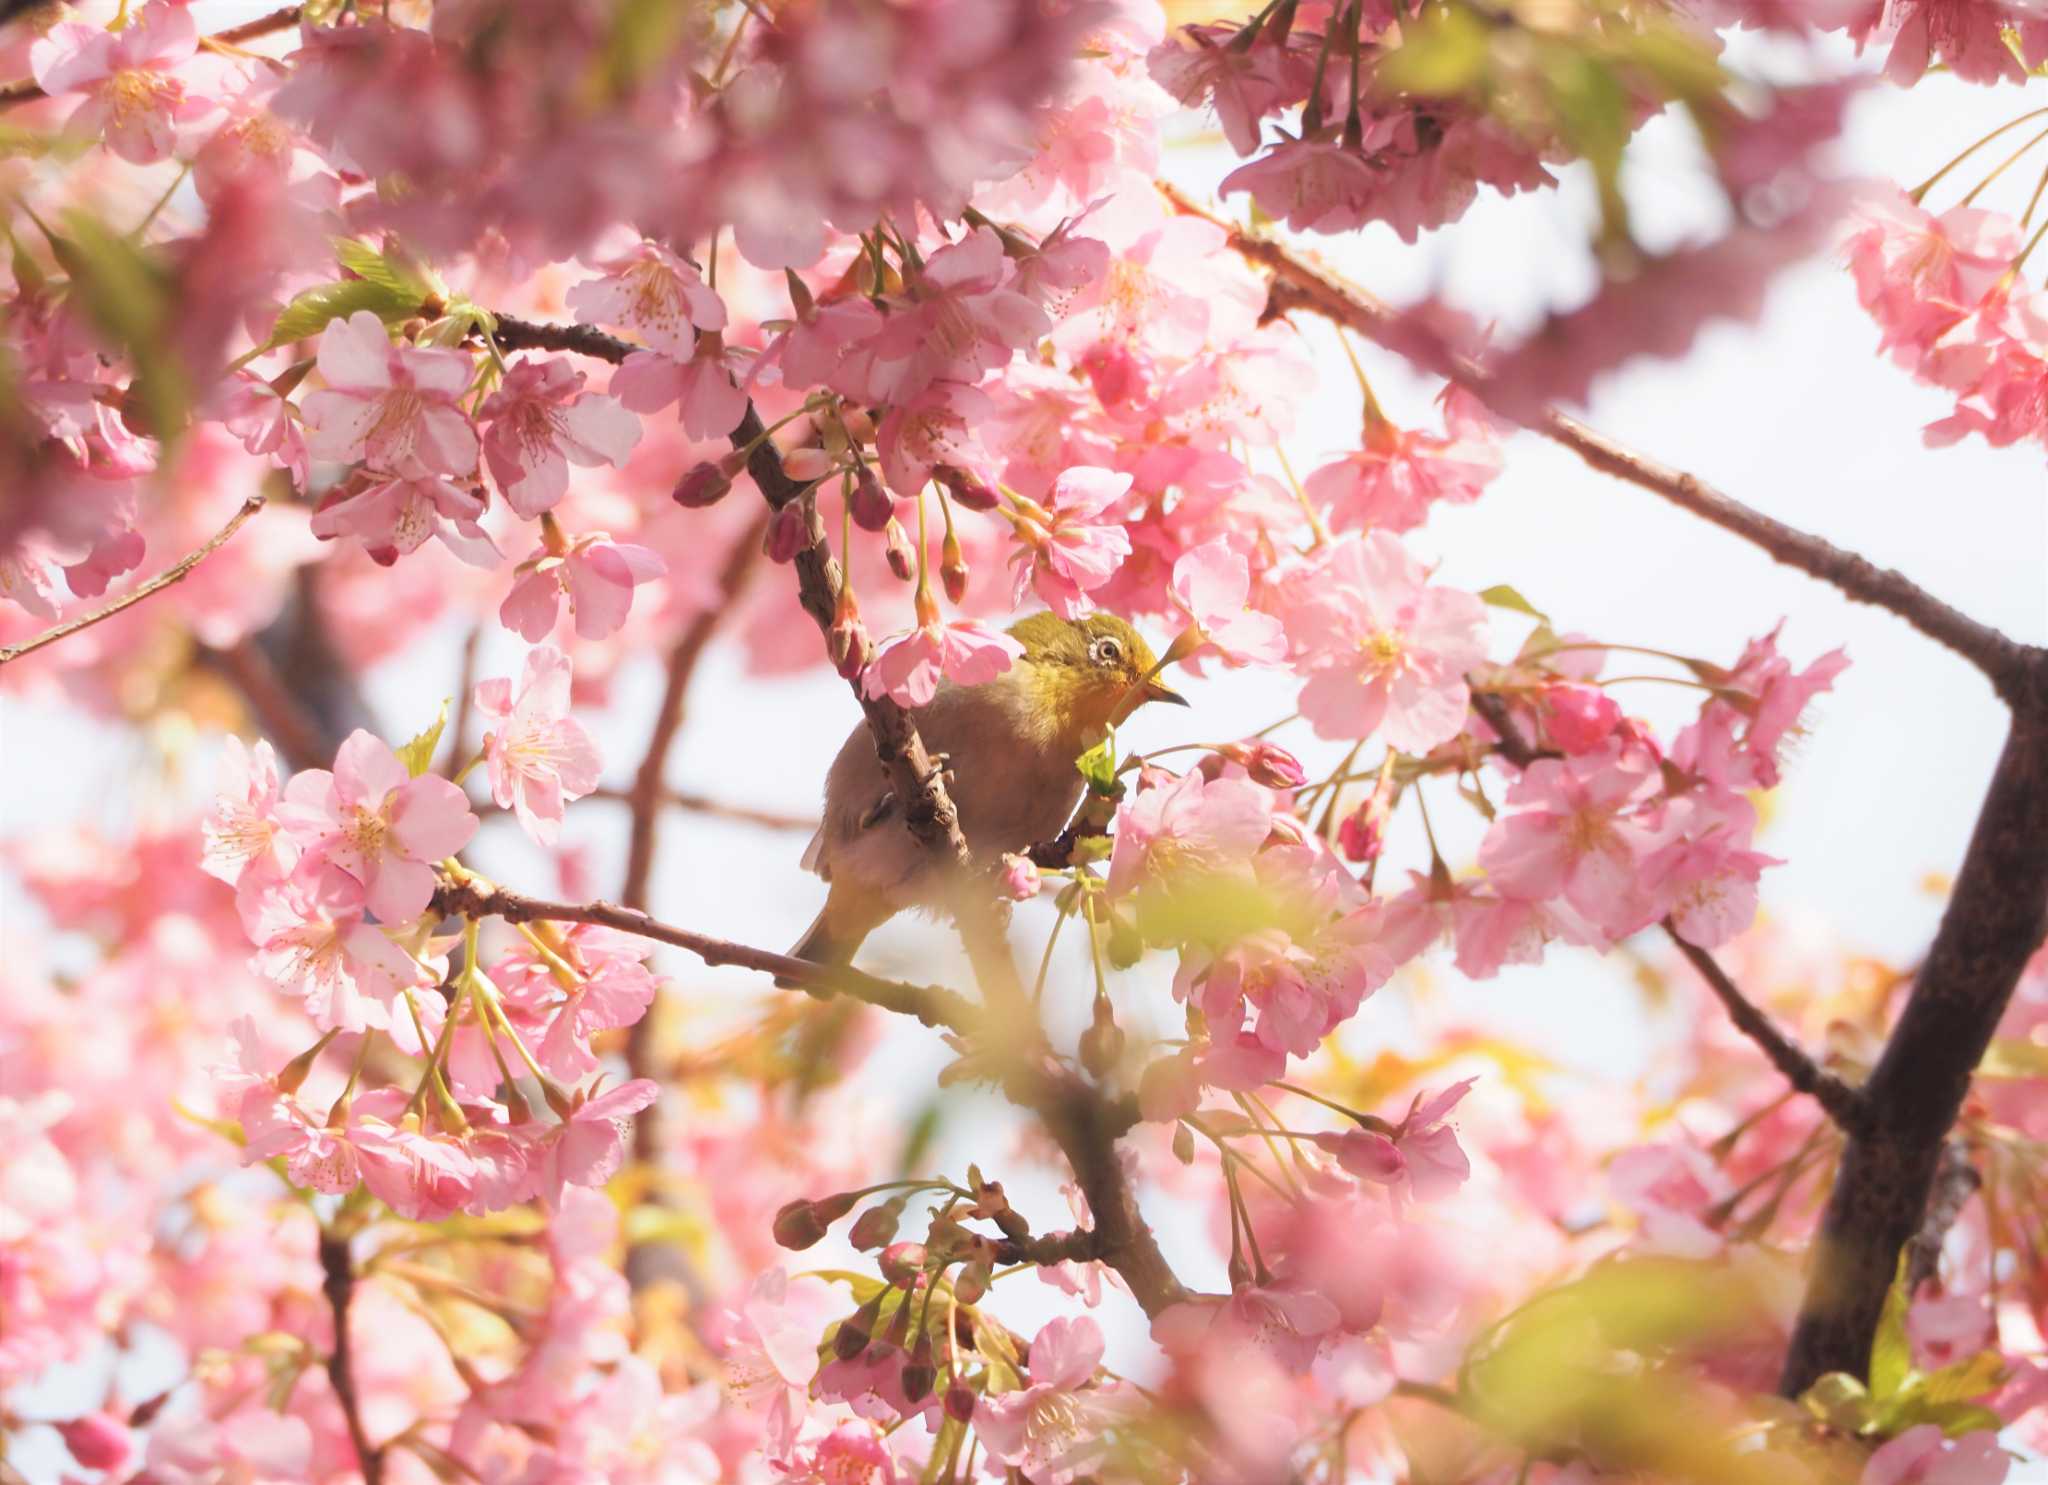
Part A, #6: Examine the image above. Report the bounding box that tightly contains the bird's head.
[1008,612,1187,744]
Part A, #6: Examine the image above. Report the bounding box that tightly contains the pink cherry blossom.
[1608,1142,1733,1259]
[278,729,479,925]
[861,616,1024,708]
[877,380,995,497]
[567,242,727,357]
[240,864,434,1032]
[1283,532,1489,753]
[300,312,480,478]
[1303,406,1502,536]
[975,1316,1110,1481]
[201,737,297,892]
[1862,1425,2009,1485]
[610,344,748,441]
[476,646,603,846]
[535,1078,659,1210]
[309,472,499,568]
[1643,792,1779,949]
[1540,683,1623,755]
[1107,768,1272,901]
[1008,465,1135,617]
[1168,540,1285,666]
[478,357,641,518]
[1845,190,2019,365]
[1479,748,1661,938]
[501,532,668,642]
[29,3,203,165]
[860,226,1050,403]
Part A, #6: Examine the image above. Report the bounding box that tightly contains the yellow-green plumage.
[787,613,1183,974]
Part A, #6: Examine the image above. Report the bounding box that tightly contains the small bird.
[789,612,1186,973]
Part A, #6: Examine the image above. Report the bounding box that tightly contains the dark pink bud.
[1221,739,1307,790]
[673,460,732,508]
[57,1414,132,1472]
[849,1194,907,1251]
[1542,683,1622,755]
[883,518,914,582]
[765,504,808,564]
[772,1199,829,1250]
[937,465,998,513]
[944,1383,977,1422]
[849,464,894,532]
[1337,806,1382,864]
[879,1241,927,1287]
[1078,994,1123,1078]
[940,531,968,604]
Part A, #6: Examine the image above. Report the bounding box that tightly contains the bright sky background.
[4,23,2047,1482]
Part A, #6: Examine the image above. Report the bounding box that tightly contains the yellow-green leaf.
[395,700,451,778]
[60,208,187,440]
[260,277,422,355]
[1378,3,1491,97]
[1076,736,1118,797]
[1978,1037,2048,1079]
[1479,584,1550,624]
[1868,1257,1913,1402]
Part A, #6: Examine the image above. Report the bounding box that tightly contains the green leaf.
[1479,585,1551,624]
[1917,1349,2006,1407]
[919,1417,965,1485]
[1797,1371,1874,1433]
[1076,737,1118,797]
[1378,2,1491,96]
[801,1269,887,1303]
[259,277,422,356]
[60,208,187,440]
[395,700,450,779]
[332,236,437,301]
[1868,1257,1913,1402]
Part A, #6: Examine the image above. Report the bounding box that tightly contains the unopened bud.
[833,1293,885,1361]
[765,503,808,564]
[937,465,999,513]
[849,1193,908,1251]
[1337,806,1382,864]
[952,1261,991,1304]
[880,1241,928,1288]
[274,1030,335,1095]
[849,464,893,532]
[883,518,914,581]
[1172,1122,1196,1164]
[940,531,969,604]
[944,1382,977,1422]
[900,1335,937,1401]
[773,1199,830,1251]
[782,446,835,484]
[673,460,732,508]
[56,1414,132,1472]
[1220,739,1307,790]
[1079,996,1124,1078]
[994,1207,1031,1241]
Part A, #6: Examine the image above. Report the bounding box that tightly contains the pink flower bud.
[998,853,1041,901]
[673,461,732,508]
[1337,806,1382,864]
[1542,683,1622,755]
[1220,739,1307,790]
[944,1382,977,1422]
[883,518,915,581]
[849,1194,907,1251]
[849,464,894,532]
[772,1199,828,1250]
[782,446,835,483]
[952,1261,991,1304]
[57,1414,132,1472]
[940,532,969,604]
[879,1241,927,1287]
[937,465,998,512]
[765,504,808,564]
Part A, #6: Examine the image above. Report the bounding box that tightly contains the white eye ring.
[1092,637,1123,665]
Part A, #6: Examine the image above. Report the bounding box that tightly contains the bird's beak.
[1145,679,1190,707]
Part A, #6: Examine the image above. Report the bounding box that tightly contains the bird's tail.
[776,893,874,989]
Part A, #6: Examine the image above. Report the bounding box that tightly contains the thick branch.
[0,8,305,109]
[318,1229,383,1485]
[1471,689,1864,1131]
[1780,701,2048,1395]
[0,495,264,668]
[1161,182,2041,697]
[434,876,975,1032]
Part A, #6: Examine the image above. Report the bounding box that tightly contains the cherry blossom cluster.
[1846,186,2048,461]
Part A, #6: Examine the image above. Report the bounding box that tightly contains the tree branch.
[1470,689,1867,1131]
[1666,927,1870,1135]
[433,876,976,1032]
[0,495,264,668]
[318,1229,383,1485]
[1780,699,2048,1395]
[1905,1139,1981,1291]
[1160,182,2042,698]
[0,8,305,109]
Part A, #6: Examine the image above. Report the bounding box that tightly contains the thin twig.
[1470,689,1867,1132]
[318,1229,384,1485]
[1667,929,1869,1135]
[0,495,265,667]
[193,637,332,772]
[433,876,975,1032]
[1905,1140,1982,1289]
[0,7,305,109]
[1159,181,2041,698]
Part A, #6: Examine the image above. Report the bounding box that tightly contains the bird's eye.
[1092,637,1124,666]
